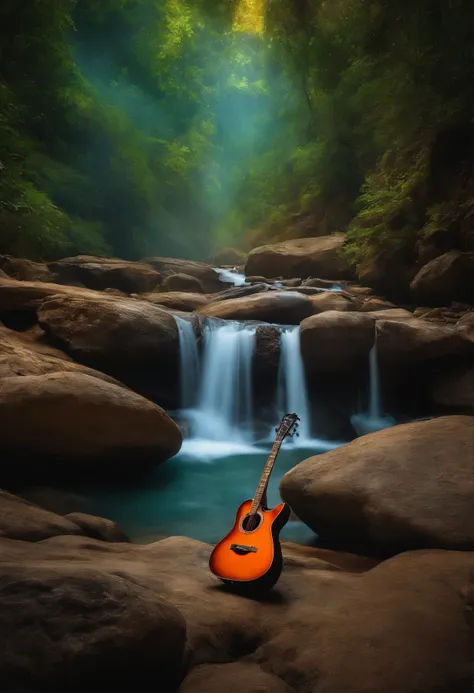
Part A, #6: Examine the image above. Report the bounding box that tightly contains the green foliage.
[1,0,473,263]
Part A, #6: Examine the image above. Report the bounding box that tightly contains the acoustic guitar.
[209,412,300,590]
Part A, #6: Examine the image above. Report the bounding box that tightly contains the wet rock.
[199,291,313,325]
[410,250,474,306]
[245,235,351,280]
[300,311,375,373]
[280,416,474,553]
[255,324,280,382]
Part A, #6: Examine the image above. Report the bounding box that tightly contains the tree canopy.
[0,0,473,266]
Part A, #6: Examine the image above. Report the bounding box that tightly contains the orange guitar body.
[209,498,290,590]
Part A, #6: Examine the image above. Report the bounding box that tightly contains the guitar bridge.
[230,544,258,555]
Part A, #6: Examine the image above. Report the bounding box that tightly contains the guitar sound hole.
[242,513,261,532]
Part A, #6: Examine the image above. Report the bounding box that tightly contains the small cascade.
[351,334,395,435]
[174,316,200,409]
[214,267,248,286]
[192,320,256,442]
[368,338,381,419]
[277,326,311,441]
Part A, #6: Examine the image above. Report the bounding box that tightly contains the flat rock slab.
[0,535,471,692]
[245,235,351,280]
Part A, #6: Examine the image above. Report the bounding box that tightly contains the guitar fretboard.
[249,438,283,514]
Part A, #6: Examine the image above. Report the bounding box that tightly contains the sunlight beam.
[233,0,265,35]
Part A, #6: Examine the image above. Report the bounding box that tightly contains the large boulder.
[245,235,351,280]
[376,317,469,366]
[280,416,474,553]
[145,256,225,293]
[410,251,474,306]
[141,291,209,312]
[0,534,471,693]
[48,255,161,293]
[199,291,313,324]
[0,325,125,386]
[162,273,204,293]
[300,311,375,373]
[0,255,54,283]
[0,372,182,480]
[0,490,83,541]
[309,291,355,313]
[38,294,178,371]
[0,562,186,691]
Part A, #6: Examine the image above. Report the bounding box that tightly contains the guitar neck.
[250,438,283,513]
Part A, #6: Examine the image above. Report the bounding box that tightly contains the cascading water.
[191,319,256,443]
[174,316,200,409]
[277,326,311,442]
[214,267,248,286]
[368,339,381,420]
[351,334,395,435]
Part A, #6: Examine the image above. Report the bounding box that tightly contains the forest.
[1,0,473,274]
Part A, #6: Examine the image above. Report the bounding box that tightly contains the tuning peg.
[275,427,279,432]
[296,432,300,437]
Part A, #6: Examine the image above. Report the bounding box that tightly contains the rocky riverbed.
[0,238,473,691]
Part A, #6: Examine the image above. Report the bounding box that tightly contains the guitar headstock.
[275,413,300,441]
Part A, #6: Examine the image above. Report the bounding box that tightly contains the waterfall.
[214,267,248,286]
[174,316,200,409]
[350,334,395,435]
[368,339,381,419]
[192,320,256,442]
[277,326,311,441]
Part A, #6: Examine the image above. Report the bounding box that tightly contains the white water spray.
[174,316,200,409]
[351,335,395,435]
[214,267,248,286]
[193,320,256,442]
[277,326,311,441]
